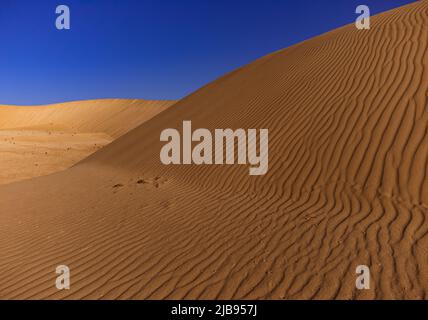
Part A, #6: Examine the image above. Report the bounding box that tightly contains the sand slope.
[0,99,175,138]
[0,99,175,184]
[0,1,427,299]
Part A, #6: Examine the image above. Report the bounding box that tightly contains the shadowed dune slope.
[0,99,176,138]
[0,1,427,299]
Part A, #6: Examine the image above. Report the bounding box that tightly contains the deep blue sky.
[0,0,416,105]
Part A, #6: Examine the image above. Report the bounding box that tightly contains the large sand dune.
[0,99,175,184]
[0,1,427,299]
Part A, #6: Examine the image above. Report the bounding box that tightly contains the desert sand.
[0,99,175,184]
[0,1,427,299]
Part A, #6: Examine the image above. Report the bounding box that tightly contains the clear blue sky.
[0,0,416,105]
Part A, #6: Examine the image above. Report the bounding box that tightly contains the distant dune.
[0,99,176,138]
[0,1,427,299]
[0,99,175,184]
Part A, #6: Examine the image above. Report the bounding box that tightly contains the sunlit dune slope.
[0,99,176,184]
[0,1,427,300]
[0,99,176,138]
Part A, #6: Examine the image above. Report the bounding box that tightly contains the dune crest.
[0,1,427,300]
[0,99,176,138]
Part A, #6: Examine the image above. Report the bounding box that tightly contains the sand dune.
[0,99,175,184]
[0,1,427,299]
[0,99,175,138]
